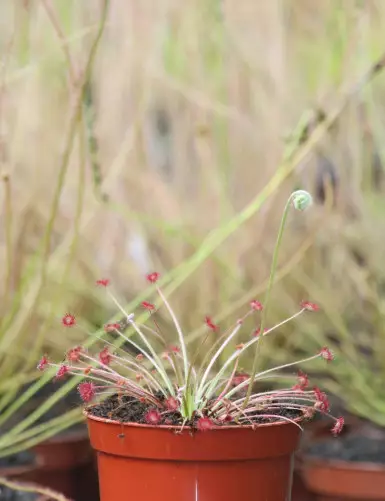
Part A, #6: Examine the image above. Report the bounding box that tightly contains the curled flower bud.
[235,343,245,351]
[145,408,161,425]
[250,300,263,311]
[96,279,110,287]
[301,301,319,312]
[205,316,218,332]
[136,373,144,381]
[320,347,334,362]
[136,353,144,362]
[78,382,96,402]
[62,313,76,327]
[146,272,160,284]
[292,190,313,211]
[99,347,112,366]
[197,417,214,431]
[55,364,69,380]
[170,345,180,354]
[37,355,49,371]
[141,301,155,311]
[165,397,179,411]
[331,417,344,436]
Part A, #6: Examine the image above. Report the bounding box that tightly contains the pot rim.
[84,407,304,431]
[303,454,385,473]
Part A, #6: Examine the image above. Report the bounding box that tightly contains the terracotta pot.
[32,428,98,501]
[33,428,93,470]
[86,412,302,501]
[1,429,99,501]
[1,461,98,501]
[292,417,362,501]
[302,457,385,500]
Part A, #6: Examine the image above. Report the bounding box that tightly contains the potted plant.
[299,330,385,500]
[301,426,385,500]
[292,410,362,501]
[38,191,343,501]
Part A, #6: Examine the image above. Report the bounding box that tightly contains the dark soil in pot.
[300,413,361,449]
[306,434,385,464]
[88,393,304,426]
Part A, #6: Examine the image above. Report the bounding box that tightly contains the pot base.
[97,450,294,501]
[302,458,385,501]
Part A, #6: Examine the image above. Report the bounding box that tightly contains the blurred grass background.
[1,0,385,452]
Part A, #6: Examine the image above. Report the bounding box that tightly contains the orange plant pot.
[302,457,385,500]
[32,429,98,500]
[0,430,98,501]
[292,417,362,501]
[86,412,302,501]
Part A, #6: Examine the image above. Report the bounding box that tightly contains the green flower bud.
[291,190,313,211]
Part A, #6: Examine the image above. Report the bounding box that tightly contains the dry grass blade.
[0,477,71,501]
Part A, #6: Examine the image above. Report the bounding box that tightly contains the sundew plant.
[38,191,343,435]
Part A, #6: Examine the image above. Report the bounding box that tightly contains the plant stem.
[243,196,293,407]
